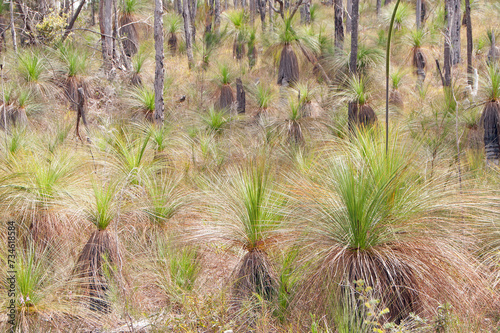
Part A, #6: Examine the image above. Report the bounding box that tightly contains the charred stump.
[236,78,246,114]
[481,101,500,165]
[277,44,299,86]
[219,84,235,111]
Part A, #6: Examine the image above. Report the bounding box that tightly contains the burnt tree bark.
[345,0,351,33]
[100,0,113,72]
[259,0,267,32]
[347,0,358,131]
[236,78,245,114]
[465,0,473,86]
[154,0,165,124]
[183,0,195,68]
[444,0,452,86]
[300,0,310,25]
[334,0,344,52]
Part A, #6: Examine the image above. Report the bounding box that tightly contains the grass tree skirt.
[277,44,299,86]
[232,249,278,303]
[168,33,178,53]
[358,104,377,127]
[219,84,235,111]
[482,101,500,163]
[119,15,139,57]
[75,229,117,314]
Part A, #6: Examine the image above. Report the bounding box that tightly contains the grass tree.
[165,13,183,54]
[17,50,55,98]
[480,65,500,165]
[225,10,249,61]
[119,0,141,57]
[389,68,405,109]
[409,28,427,84]
[56,42,90,111]
[75,180,120,313]
[214,63,234,111]
[339,75,377,127]
[254,83,275,117]
[295,130,486,324]
[197,160,284,303]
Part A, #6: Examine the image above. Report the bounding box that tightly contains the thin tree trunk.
[215,0,221,34]
[300,0,310,24]
[10,0,17,54]
[416,0,421,30]
[349,0,358,75]
[348,0,358,130]
[183,0,195,68]
[345,0,351,33]
[268,0,273,30]
[189,0,197,42]
[376,0,381,16]
[259,0,266,31]
[465,0,473,86]
[91,0,96,26]
[450,0,461,65]
[154,0,165,124]
[250,0,255,25]
[334,0,344,52]
[236,78,245,113]
[62,0,87,42]
[100,0,113,72]
[234,0,238,9]
[444,0,452,86]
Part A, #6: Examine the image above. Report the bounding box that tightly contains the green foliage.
[132,86,155,112]
[164,13,182,34]
[255,84,274,109]
[57,43,89,77]
[484,65,500,101]
[409,28,426,49]
[121,0,140,15]
[36,11,69,44]
[217,63,232,85]
[390,67,405,90]
[87,181,119,230]
[201,107,232,134]
[383,1,412,30]
[17,51,45,83]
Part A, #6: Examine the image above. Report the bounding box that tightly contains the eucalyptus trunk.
[345,0,351,33]
[334,0,344,52]
[465,0,473,86]
[154,0,165,124]
[183,0,195,68]
[100,0,113,72]
[347,0,358,131]
[444,0,452,86]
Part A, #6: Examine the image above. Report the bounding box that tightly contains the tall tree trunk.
[100,0,114,73]
[91,0,96,26]
[154,0,165,124]
[450,0,461,65]
[416,0,421,30]
[176,0,183,14]
[334,0,344,52]
[345,0,351,33]
[215,0,221,34]
[376,0,381,16]
[234,0,238,9]
[183,0,195,68]
[259,0,266,32]
[268,0,273,31]
[62,0,87,42]
[465,0,473,86]
[189,0,197,43]
[250,0,255,25]
[10,0,17,54]
[348,0,358,130]
[300,0,311,25]
[444,0,451,87]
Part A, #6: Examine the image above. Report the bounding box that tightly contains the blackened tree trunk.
[465,0,473,86]
[347,0,358,131]
[444,0,452,86]
[334,0,344,52]
[183,0,195,68]
[91,0,96,26]
[259,0,267,32]
[236,78,245,113]
[154,0,165,124]
[376,0,381,16]
[100,0,113,72]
